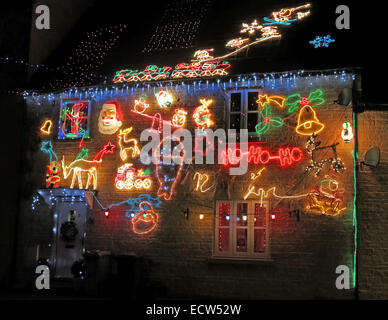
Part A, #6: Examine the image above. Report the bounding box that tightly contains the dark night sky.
[20,0,388,102]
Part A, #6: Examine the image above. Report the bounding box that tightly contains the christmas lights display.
[225,38,249,49]
[113,59,231,83]
[295,106,325,136]
[172,108,188,127]
[243,167,266,200]
[305,176,346,216]
[155,136,185,201]
[255,105,284,137]
[309,35,335,48]
[40,120,53,135]
[341,121,353,143]
[263,3,311,26]
[134,95,150,114]
[193,172,214,193]
[131,202,160,235]
[58,100,91,140]
[257,94,285,109]
[305,134,345,176]
[48,24,127,89]
[221,144,303,167]
[142,0,211,53]
[115,164,152,191]
[41,141,61,189]
[98,101,122,135]
[117,127,141,162]
[155,91,173,108]
[193,99,214,130]
[240,20,262,34]
[61,141,115,190]
[285,89,325,114]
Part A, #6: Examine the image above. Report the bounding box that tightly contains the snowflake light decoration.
[309,35,335,48]
[240,19,263,34]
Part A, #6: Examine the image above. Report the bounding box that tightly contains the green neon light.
[352,111,357,289]
[255,105,283,137]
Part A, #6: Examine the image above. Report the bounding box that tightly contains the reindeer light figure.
[62,142,115,190]
[117,127,141,162]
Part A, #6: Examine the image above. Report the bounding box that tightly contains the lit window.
[214,200,270,259]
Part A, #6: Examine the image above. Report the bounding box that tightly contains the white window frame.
[214,199,271,260]
[226,89,263,137]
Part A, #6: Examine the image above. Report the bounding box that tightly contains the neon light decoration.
[40,120,53,135]
[62,141,115,190]
[260,26,280,38]
[193,172,214,193]
[41,141,60,189]
[257,94,285,109]
[131,109,181,134]
[98,100,122,134]
[117,127,141,162]
[285,89,325,113]
[309,35,335,48]
[226,38,249,49]
[155,91,173,108]
[305,134,345,176]
[243,168,266,200]
[155,136,185,201]
[264,4,311,26]
[58,100,91,140]
[341,121,353,143]
[193,49,214,61]
[172,108,188,127]
[306,176,346,216]
[113,60,231,83]
[221,144,303,167]
[240,20,262,34]
[115,164,152,191]
[244,185,310,205]
[134,95,150,114]
[132,201,160,234]
[193,99,214,130]
[295,105,325,136]
[255,105,283,137]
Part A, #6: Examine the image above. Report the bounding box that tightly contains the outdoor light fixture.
[361,147,380,168]
[271,213,276,220]
[104,210,110,218]
[335,87,352,106]
[199,214,204,220]
[341,121,353,143]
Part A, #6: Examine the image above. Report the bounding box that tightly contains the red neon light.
[220,144,303,167]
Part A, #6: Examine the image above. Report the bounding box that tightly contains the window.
[58,100,91,140]
[227,90,262,138]
[214,200,270,259]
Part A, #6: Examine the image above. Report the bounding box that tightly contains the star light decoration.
[309,35,335,48]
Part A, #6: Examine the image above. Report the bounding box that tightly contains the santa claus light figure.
[98,100,123,134]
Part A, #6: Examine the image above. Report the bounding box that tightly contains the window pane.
[247,113,258,132]
[230,93,241,112]
[218,229,229,252]
[248,92,259,111]
[236,229,247,252]
[236,203,248,226]
[254,229,266,253]
[219,202,230,226]
[254,203,266,227]
[230,114,241,130]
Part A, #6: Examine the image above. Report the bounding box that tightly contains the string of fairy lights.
[47,24,127,89]
[142,0,211,53]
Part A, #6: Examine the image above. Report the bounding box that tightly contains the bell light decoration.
[341,121,353,143]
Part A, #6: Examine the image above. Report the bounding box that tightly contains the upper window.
[228,90,262,138]
[214,200,270,260]
[58,100,91,140]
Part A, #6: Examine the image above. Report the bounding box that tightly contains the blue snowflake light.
[309,35,335,48]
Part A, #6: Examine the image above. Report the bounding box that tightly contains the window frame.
[226,89,263,137]
[214,199,271,260]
